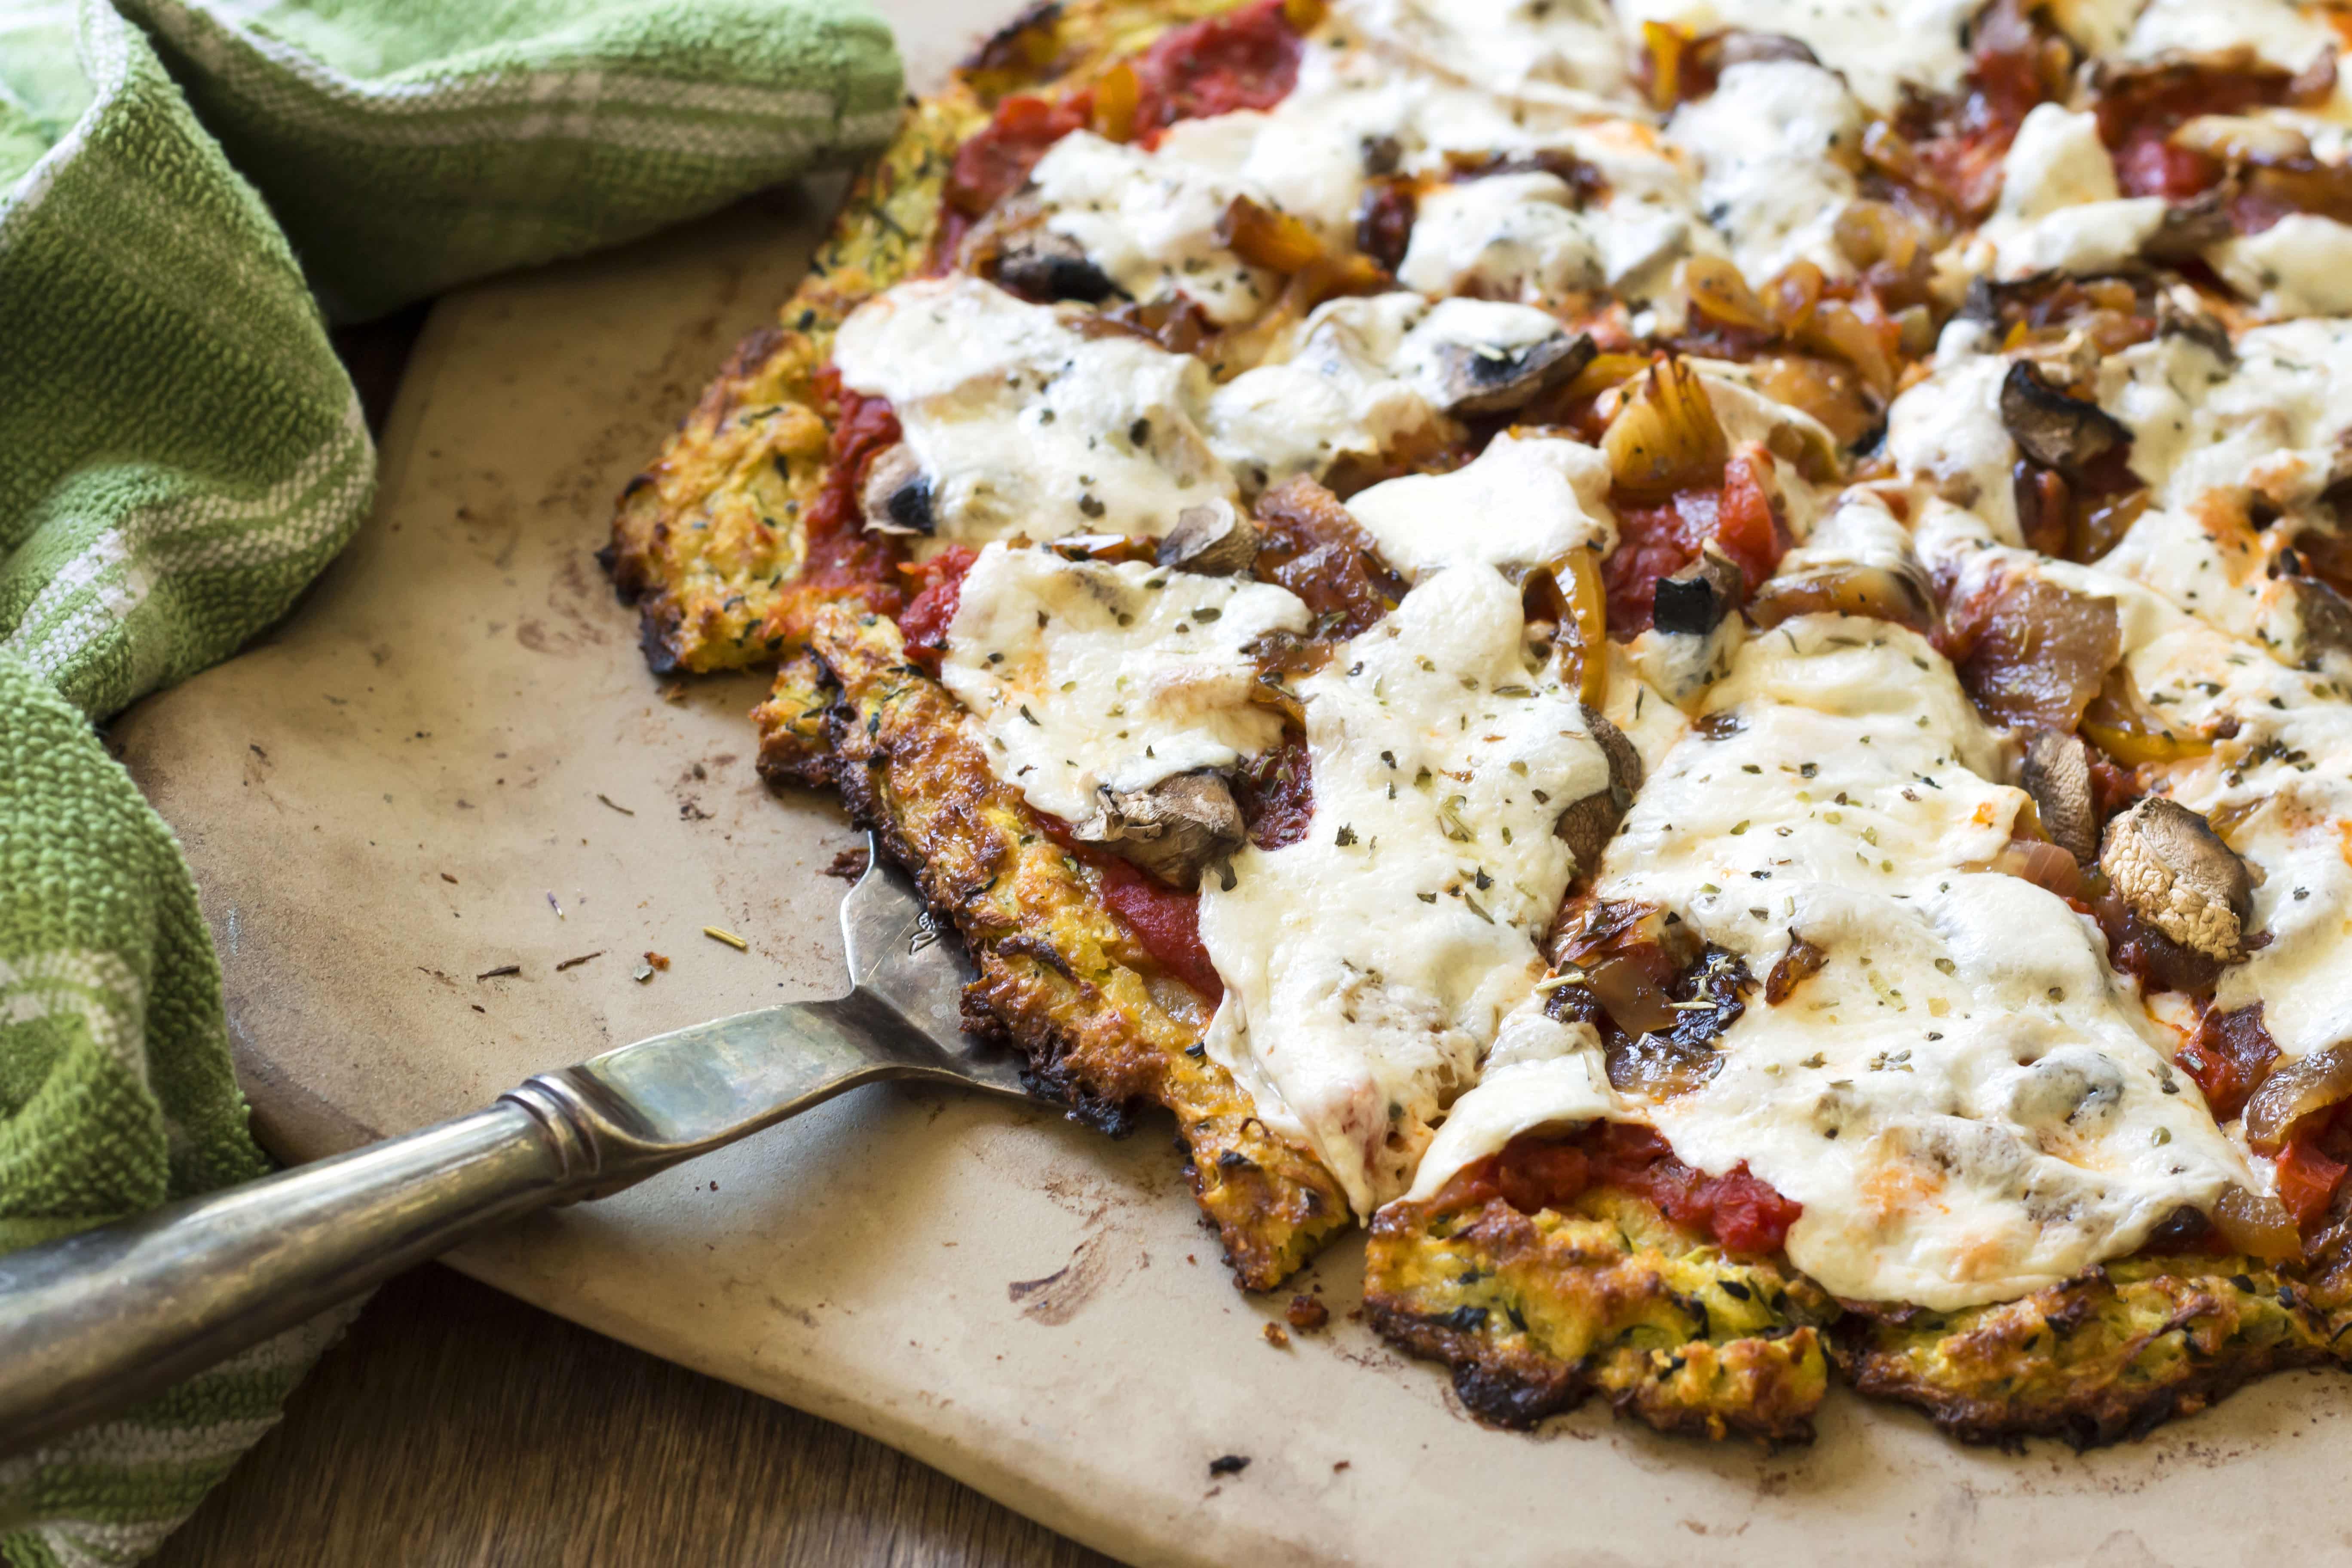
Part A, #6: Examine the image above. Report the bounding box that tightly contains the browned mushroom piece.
[1156,499,1262,575]
[1746,558,1936,633]
[1998,361,2132,477]
[1650,545,1746,637]
[2020,730,2098,866]
[860,444,934,535]
[2098,797,2256,963]
[1710,29,1821,67]
[1072,769,1247,891]
[2153,282,2235,361]
[1428,331,1596,417]
[993,230,1124,304]
[2144,192,2234,262]
[1555,706,1642,874]
[2272,571,2352,672]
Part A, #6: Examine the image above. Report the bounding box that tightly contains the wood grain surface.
[147,1265,1118,1568]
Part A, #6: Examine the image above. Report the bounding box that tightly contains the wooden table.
[148,1264,1113,1567]
[138,302,1115,1568]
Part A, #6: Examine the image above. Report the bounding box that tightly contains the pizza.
[603,0,2352,1447]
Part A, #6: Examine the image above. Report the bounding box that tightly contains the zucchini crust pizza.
[606,0,2352,1446]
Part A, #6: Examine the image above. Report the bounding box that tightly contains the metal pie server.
[0,836,1026,1458]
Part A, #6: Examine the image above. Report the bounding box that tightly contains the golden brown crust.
[1835,1256,2352,1449]
[603,90,981,673]
[795,604,1352,1289]
[604,0,1266,674]
[1365,1185,1836,1443]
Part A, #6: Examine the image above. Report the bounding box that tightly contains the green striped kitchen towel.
[0,0,900,1560]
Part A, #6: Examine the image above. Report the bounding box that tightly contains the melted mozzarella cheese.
[1399,171,1607,300]
[1666,61,1865,285]
[1197,565,1612,1214]
[1563,617,2245,1306]
[2211,214,2352,319]
[1342,431,1618,579]
[1885,340,2026,540]
[939,545,1310,824]
[1027,96,1386,328]
[1401,127,1719,306]
[1614,0,1978,113]
[830,277,1233,542]
[1026,130,1283,327]
[2123,0,2336,72]
[1403,1007,1628,1201]
[1889,324,2352,651]
[1204,293,1571,490]
[1334,0,1636,113]
[1951,539,2352,1071]
[1973,104,2165,280]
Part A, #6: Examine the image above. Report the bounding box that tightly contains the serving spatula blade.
[0,837,1031,1456]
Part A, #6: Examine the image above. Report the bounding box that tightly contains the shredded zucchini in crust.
[781,603,1353,1289]
[1366,1186,1836,1443]
[1371,1173,2352,1446]
[1838,1258,2352,1449]
[603,0,1265,674]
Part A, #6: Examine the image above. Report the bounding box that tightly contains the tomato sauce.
[1442,1121,1801,1256]
[1128,0,1306,138]
[1907,0,2069,218]
[1602,450,1784,634]
[1038,815,1224,1004]
[764,373,909,643]
[937,0,1308,266]
[895,544,978,672]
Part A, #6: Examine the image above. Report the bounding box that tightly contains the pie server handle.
[0,839,1023,1458]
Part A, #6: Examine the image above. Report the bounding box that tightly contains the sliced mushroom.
[1999,361,2132,477]
[2020,730,2098,866]
[1156,499,1262,576]
[1072,770,1246,891]
[1429,331,1596,417]
[2098,797,2256,963]
[994,231,1124,305]
[860,444,934,536]
[1712,30,1821,67]
[1746,559,1936,633]
[2144,190,2234,262]
[1650,546,1746,637]
[1555,706,1642,874]
[2268,571,2352,675]
[2154,281,2234,361]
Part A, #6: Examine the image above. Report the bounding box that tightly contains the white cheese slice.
[1197,564,1613,1215]
[1424,613,2252,1308]
[1614,0,1979,114]
[1399,126,1717,306]
[2123,0,2336,72]
[1026,130,1283,328]
[1402,1008,1629,1201]
[830,277,1234,544]
[1342,430,1617,580]
[1204,293,1571,490]
[1333,0,1637,114]
[1885,345,2025,542]
[939,544,1311,825]
[1665,61,1866,285]
[2210,214,2352,319]
[1027,91,1392,328]
[1399,171,1608,300]
[1972,104,2165,281]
